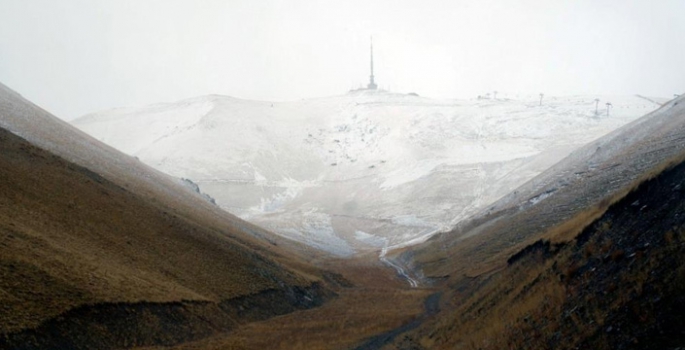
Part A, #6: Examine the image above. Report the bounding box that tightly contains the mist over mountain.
[74,91,661,255]
[4,77,685,349]
[3,0,685,348]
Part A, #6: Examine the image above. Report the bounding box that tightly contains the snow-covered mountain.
[73,90,662,255]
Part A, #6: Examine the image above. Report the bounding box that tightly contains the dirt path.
[353,292,441,350]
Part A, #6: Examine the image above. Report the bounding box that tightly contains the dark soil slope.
[394,153,685,350]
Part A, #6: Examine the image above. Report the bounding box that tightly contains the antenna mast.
[367,36,377,90]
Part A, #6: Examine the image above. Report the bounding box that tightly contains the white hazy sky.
[1,0,684,120]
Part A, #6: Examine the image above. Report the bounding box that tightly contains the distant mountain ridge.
[73,91,662,255]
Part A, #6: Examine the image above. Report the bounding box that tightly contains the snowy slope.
[467,93,685,235]
[401,95,685,282]
[73,90,661,255]
[0,82,284,249]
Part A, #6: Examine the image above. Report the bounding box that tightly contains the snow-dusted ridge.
[0,82,257,243]
[73,90,662,256]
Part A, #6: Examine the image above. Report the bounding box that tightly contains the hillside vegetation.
[393,157,685,349]
[2,80,684,349]
[0,84,345,349]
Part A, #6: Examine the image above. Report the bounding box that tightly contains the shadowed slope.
[0,84,334,348]
[393,148,685,349]
[378,95,685,348]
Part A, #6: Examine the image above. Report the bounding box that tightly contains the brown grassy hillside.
[389,156,685,349]
[0,82,443,350]
[163,258,433,350]
[0,121,431,350]
[3,78,685,350]
[0,125,334,349]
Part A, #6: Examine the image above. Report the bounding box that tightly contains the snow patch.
[72,93,658,255]
[354,230,388,248]
[279,210,355,257]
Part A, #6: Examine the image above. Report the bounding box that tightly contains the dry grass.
[139,260,433,350]
[402,146,685,292]
[393,157,685,349]
[543,150,685,246]
[4,93,684,348]
[169,288,430,350]
[0,125,437,349]
[0,127,323,334]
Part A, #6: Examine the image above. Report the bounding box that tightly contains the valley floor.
[3,84,684,349]
[140,156,685,350]
[140,260,434,350]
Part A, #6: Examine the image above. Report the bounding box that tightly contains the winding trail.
[353,292,441,350]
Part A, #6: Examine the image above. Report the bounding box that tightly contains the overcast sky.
[0,0,684,120]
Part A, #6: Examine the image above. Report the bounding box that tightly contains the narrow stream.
[379,247,419,288]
